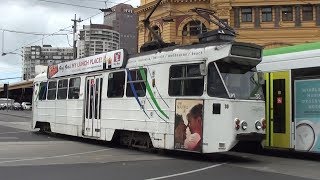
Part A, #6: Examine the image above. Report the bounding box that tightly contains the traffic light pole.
[5,83,8,112]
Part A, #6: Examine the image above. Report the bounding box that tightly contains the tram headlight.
[255,121,262,130]
[235,118,240,130]
[241,121,248,130]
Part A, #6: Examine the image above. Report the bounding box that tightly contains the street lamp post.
[1,52,24,81]
[1,52,25,107]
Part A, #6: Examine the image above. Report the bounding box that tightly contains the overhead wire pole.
[5,11,103,55]
[71,14,82,60]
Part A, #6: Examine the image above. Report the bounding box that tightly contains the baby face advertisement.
[174,99,204,152]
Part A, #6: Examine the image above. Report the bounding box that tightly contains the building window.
[108,71,125,98]
[47,81,57,100]
[57,79,68,100]
[302,5,313,21]
[182,20,207,36]
[241,8,252,22]
[68,78,81,99]
[282,6,293,21]
[168,64,204,96]
[126,69,146,97]
[261,7,273,22]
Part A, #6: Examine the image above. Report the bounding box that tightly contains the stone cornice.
[231,0,320,7]
[134,0,209,14]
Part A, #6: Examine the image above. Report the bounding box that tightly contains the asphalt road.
[0,110,319,180]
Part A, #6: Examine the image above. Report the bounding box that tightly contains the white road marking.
[0,131,29,135]
[0,148,114,164]
[0,137,19,140]
[145,163,226,180]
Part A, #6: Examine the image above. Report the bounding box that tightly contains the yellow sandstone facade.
[135,0,320,50]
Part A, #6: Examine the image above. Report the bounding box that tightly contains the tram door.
[84,76,103,137]
[266,71,291,149]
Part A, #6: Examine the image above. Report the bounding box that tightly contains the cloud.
[0,0,140,81]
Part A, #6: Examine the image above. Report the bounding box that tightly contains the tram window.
[207,62,229,98]
[47,81,57,100]
[57,79,68,99]
[39,82,47,100]
[68,78,81,99]
[169,64,204,96]
[126,69,146,97]
[108,71,125,98]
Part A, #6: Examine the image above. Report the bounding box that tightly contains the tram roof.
[38,41,262,80]
[129,41,260,58]
[258,42,320,72]
[263,41,320,57]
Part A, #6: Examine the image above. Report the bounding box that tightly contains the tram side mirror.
[253,72,264,84]
[200,63,207,76]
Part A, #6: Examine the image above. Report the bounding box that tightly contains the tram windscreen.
[208,60,264,100]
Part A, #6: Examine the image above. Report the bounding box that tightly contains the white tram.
[32,41,265,153]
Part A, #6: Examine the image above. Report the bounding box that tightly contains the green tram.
[258,42,320,153]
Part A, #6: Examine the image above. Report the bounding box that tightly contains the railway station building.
[135,0,320,50]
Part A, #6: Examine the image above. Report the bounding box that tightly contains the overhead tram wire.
[37,0,135,9]
[6,0,135,54]
[71,0,134,3]
[6,11,103,55]
[37,0,101,10]
[0,77,22,81]
[66,0,118,4]
[0,28,68,36]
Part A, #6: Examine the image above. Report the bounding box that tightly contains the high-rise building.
[23,45,73,80]
[104,3,138,54]
[77,24,120,58]
[135,0,320,50]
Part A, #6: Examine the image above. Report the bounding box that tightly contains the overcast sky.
[0,0,140,84]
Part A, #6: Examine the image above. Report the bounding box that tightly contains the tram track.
[0,111,31,119]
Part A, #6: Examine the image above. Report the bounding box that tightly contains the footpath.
[0,110,32,118]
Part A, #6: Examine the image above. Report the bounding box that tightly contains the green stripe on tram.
[139,67,169,119]
[263,41,320,56]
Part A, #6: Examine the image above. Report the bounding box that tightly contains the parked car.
[21,102,32,110]
[13,102,23,110]
[0,104,6,110]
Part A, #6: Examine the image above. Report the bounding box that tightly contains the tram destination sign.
[47,49,126,78]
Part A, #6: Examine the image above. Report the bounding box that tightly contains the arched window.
[182,20,207,36]
[149,25,161,41]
